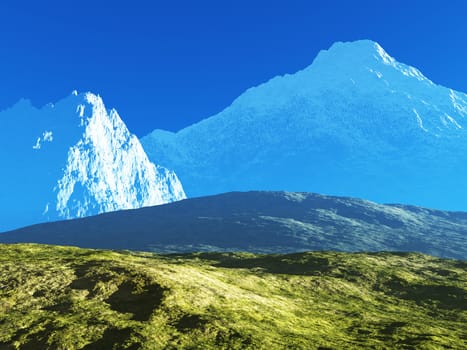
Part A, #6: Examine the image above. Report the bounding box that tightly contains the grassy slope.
[0,244,465,349]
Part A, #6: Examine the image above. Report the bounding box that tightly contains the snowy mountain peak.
[320,40,396,65]
[0,92,186,231]
[311,40,432,85]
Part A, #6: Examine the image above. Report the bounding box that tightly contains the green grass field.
[0,244,465,349]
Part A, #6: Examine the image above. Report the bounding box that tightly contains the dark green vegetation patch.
[0,244,466,349]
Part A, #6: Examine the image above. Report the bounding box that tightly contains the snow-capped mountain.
[141,40,467,210]
[0,92,185,231]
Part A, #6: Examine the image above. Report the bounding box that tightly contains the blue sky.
[1,0,466,136]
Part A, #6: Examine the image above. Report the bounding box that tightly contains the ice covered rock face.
[141,40,467,210]
[0,92,185,231]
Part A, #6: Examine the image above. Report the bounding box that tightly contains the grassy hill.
[0,244,465,349]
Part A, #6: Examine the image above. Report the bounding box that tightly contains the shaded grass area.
[0,244,465,349]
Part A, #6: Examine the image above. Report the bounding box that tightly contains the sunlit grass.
[0,244,465,349]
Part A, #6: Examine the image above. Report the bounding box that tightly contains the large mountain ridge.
[141,40,467,211]
[2,191,465,259]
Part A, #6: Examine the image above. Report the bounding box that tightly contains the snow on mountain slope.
[0,92,185,231]
[141,40,467,210]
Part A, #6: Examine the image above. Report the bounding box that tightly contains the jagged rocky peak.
[54,92,186,218]
[0,91,186,231]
